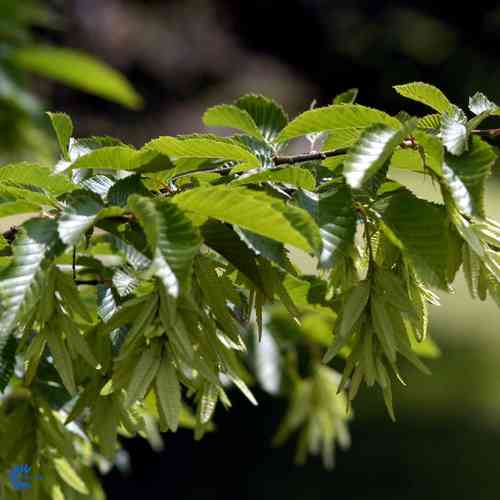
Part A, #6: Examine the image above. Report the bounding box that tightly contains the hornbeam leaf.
[125,343,162,407]
[443,136,495,217]
[234,95,288,135]
[195,256,244,348]
[343,119,417,188]
[0,334,17,392]
[323,281,370,362]
[44,324,77,395]
[203,104,264,141]
[441,105,469,155]
[53,456,89,495]
[0,163,76,194]
[233,166,315,190]
[80,175,115,197]
[296,186,357,268]
[333,88,359,105]
[383,190,450,289]
[58,192,103,245]
[468,92,499,116]
[11,46,143,109]
[107,174,150,207]
[0,219,60,338]
[234,227,293,273]
[173,186,321,253]
[322,128,362,151]
[145,137,259,167]
[0,200,40,218]
[278,104,400,143]
[200,220,264,291]
[68,146,157,171]
[418,114,441,129]
[199,383,219,424]
[235,94,288,142]
[154,354,181,431]
[393,82,453,113]
[47,112,73,159]
[129,196,201,296]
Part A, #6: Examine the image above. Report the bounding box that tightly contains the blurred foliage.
[0,0,141,164]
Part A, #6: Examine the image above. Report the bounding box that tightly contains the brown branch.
[273,148,347,166]
[471,128,500,138]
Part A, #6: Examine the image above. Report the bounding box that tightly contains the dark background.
[35,1,500,498]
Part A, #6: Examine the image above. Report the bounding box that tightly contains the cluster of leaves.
[0,82,499,498]
[0,0,141,163]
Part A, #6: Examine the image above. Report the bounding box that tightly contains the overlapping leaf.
[443,136,495,217]
[173,186,321,253]
[0,219,60,339]
[203,105,264,141]
[235,94,288,142]
[383,190,451,288]
[393,82,453,113]
[129,196,201,296]
[58,192,103,246]
[296,186,357,268]
[278,104,400,143]
[146,137,259,167]
[343,119,417,188]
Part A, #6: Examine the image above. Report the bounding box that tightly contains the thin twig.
[273,148,347,166]
[471,128,500,138]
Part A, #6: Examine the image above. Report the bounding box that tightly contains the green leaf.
[235,94,288,142]
[203,104,264,141]
[129,196,201,296]
[155,354,181,431]
[146,137,259,167]
[296,186,357,268]
[278,104,400,143]
[443,136,495,217]
[233,166,315,190]
[44,324,77,395]
[11,46,143,109]
[53,457,89,495]
[0,200,40,218]
[468,92,499,116]
[323,281,370,362]
[68,146,157,172]
[47,112,73,160]
[173,186,321,253]
[57,192,103,246]
[393,82,453,113]
[0,219,60,338]
[199,383,219,424]
[54,269,93,323]
[107,174,150,207]
[0,163,77,194]
[343,119,417,189]
[441,106,469,155]
[125,343,162,406]
[322,128,362,151]
[389,149,424,172]
[383,190,451,288]
[333,88,359,105]
[234,227,293,273]
[417,114,441,129]
[195,256,244,348]
[0,334,17,392]
[200,220,263,290]
[414,131,443,175]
